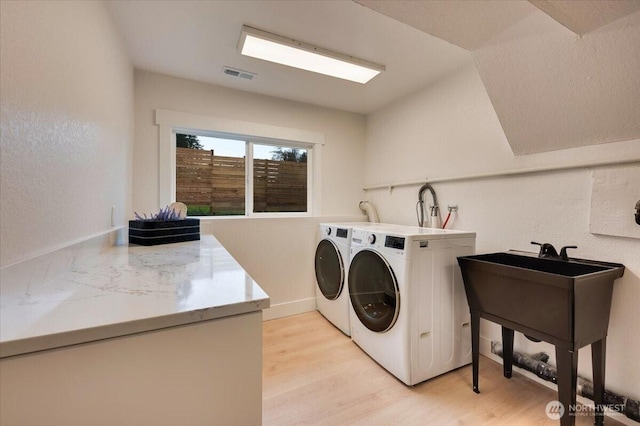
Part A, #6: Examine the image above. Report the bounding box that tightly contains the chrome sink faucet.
[531,242,577,261]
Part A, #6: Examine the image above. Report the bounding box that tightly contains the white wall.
[134,71,366,317]
[365,64,640,401]
[0,1,134,268]
[133,70,366,216]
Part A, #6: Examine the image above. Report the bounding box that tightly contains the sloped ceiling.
[355,0,537,50]
[356,0,640,154]
[474,9,640,154]
[529,0,640,35]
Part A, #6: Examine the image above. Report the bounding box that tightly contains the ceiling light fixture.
[238,25,384,84]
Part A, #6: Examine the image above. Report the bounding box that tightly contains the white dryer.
[348,224,476,385]
[314,223,356,336]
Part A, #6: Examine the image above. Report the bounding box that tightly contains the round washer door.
[314,239,345,301]
[348,249,400,332]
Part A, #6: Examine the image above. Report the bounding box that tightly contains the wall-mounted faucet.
[531,242,577,261]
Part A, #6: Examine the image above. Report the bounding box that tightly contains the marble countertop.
[0,235,270,358]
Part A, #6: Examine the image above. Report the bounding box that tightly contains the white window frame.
[156,109,324,217]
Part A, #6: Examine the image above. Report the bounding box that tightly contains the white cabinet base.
[0,311,262,426]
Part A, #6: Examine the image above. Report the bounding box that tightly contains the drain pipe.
[417,183,439,228]
[491,341,640,422]
[359,201,380,223]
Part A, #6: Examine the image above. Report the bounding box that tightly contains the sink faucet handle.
[560,245,578,261]
[530,241,559,258]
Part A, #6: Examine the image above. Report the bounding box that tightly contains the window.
[251,143,308,214]
[155,109,324,217]
[175,133,310,217]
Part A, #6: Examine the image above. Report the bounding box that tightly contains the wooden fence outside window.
[176,147,307,215]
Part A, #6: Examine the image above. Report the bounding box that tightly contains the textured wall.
[0,1,134,267]
[365,64,640,401]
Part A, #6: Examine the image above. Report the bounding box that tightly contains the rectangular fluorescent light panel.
[238,26,384,84]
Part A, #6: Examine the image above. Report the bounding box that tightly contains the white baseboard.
[262,297,317,321]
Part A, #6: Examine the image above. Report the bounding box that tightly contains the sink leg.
[555,346,578,426]
[501,327,514,379]
[592,338,606,426]
[471,311,480,393]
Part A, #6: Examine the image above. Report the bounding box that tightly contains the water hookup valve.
[635,200,640,225]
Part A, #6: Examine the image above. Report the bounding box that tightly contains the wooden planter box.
[129,219,200,246]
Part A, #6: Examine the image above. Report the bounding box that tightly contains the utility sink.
[458,250,624,344]
[457,250,625,426]
[466,251,621,277]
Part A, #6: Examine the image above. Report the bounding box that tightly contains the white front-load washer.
[348,223,476,385]
[314,223,357,336]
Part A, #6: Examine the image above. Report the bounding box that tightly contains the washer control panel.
[385,236,405,250]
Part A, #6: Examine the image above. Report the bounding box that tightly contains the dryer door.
[348,249,400,332]
[315,239,345,300]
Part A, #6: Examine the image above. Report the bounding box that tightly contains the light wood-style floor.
[263,311,624,426]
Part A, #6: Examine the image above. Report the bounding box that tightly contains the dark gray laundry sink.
[466,251,619,277]
[458,251,624,343]
[457,250,624,426]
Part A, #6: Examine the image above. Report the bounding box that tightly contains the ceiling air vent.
[222,66,256,80]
